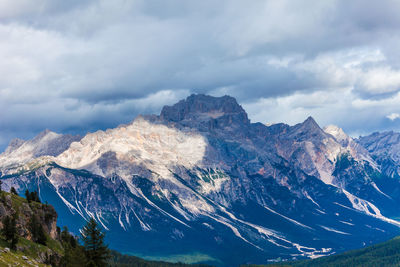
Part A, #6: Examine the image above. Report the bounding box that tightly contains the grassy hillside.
[0,238,52,266]
[244,236,400,267]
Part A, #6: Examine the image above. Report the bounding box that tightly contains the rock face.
[1,94,400,266]
[358,131,400,161]
[0,193,58,241]
[358,131,400,178]
[160,94,250,129]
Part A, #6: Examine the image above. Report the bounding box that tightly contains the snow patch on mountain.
[342,189,400,227]
[303,191,320,207]
[371,182,391,199]
[340,220,354,226]
[262,205,313,230]
[319,225,350,235]
[204,214,262,250]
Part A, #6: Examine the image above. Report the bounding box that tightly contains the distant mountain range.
[1,94,400,266]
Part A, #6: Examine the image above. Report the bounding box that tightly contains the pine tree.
[29,215,47,245]
[30,191,41,203]
[60,227,85,267]
[0,180,2,191]
[61,226,77,248]
[2,216,11,239]
[25,189,31,203]
[10,187,17,195]
[81,218,110,267]
[2,214,18,249]
[61,226,70,244]
[60,243,86,267]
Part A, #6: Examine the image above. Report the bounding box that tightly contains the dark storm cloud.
[1,0,400,150]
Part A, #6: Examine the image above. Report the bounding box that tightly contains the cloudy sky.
[1,0,400,150]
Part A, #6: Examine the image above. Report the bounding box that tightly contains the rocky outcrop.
[160,94,250,131]
[0,193,58,241]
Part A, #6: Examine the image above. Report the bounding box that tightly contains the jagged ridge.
[1,94,400,266]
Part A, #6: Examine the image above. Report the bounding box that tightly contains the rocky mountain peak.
[295,116,321,133]
[160,94,250,129]
[0,130,82,169]
[4,138,25,154]
[288,116,326,141]
[302,116,319,128]
[30,130,61,147]
[324,125,349,145]
[323,125,374,165]
[33,129,54,139]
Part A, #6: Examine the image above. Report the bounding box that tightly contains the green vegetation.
[108,250,213,267]
[140,252,218,265]
[0,242,50,267]
[244,236,400,267]
[25,189,41,203]
[81,217,111,267]
[29,213,47,245]
[0,188,62,266]
[2,214,18,249]
[10,186,17,195]
[59,226,86,267]
[333,153,354,175]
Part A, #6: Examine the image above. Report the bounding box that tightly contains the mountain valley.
[1,94,400,266]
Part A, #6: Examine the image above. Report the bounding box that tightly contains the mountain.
[1,94,400,266]
[0,130,81,169]
[358,131,400,179]
[356,131,400,218]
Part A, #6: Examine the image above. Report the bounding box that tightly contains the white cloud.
[0,0,43,19]
[357,67,400,95]
[243,88,353,127]
[244,87,400,137]
[2,0,400,149]
[387,113,400,121]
